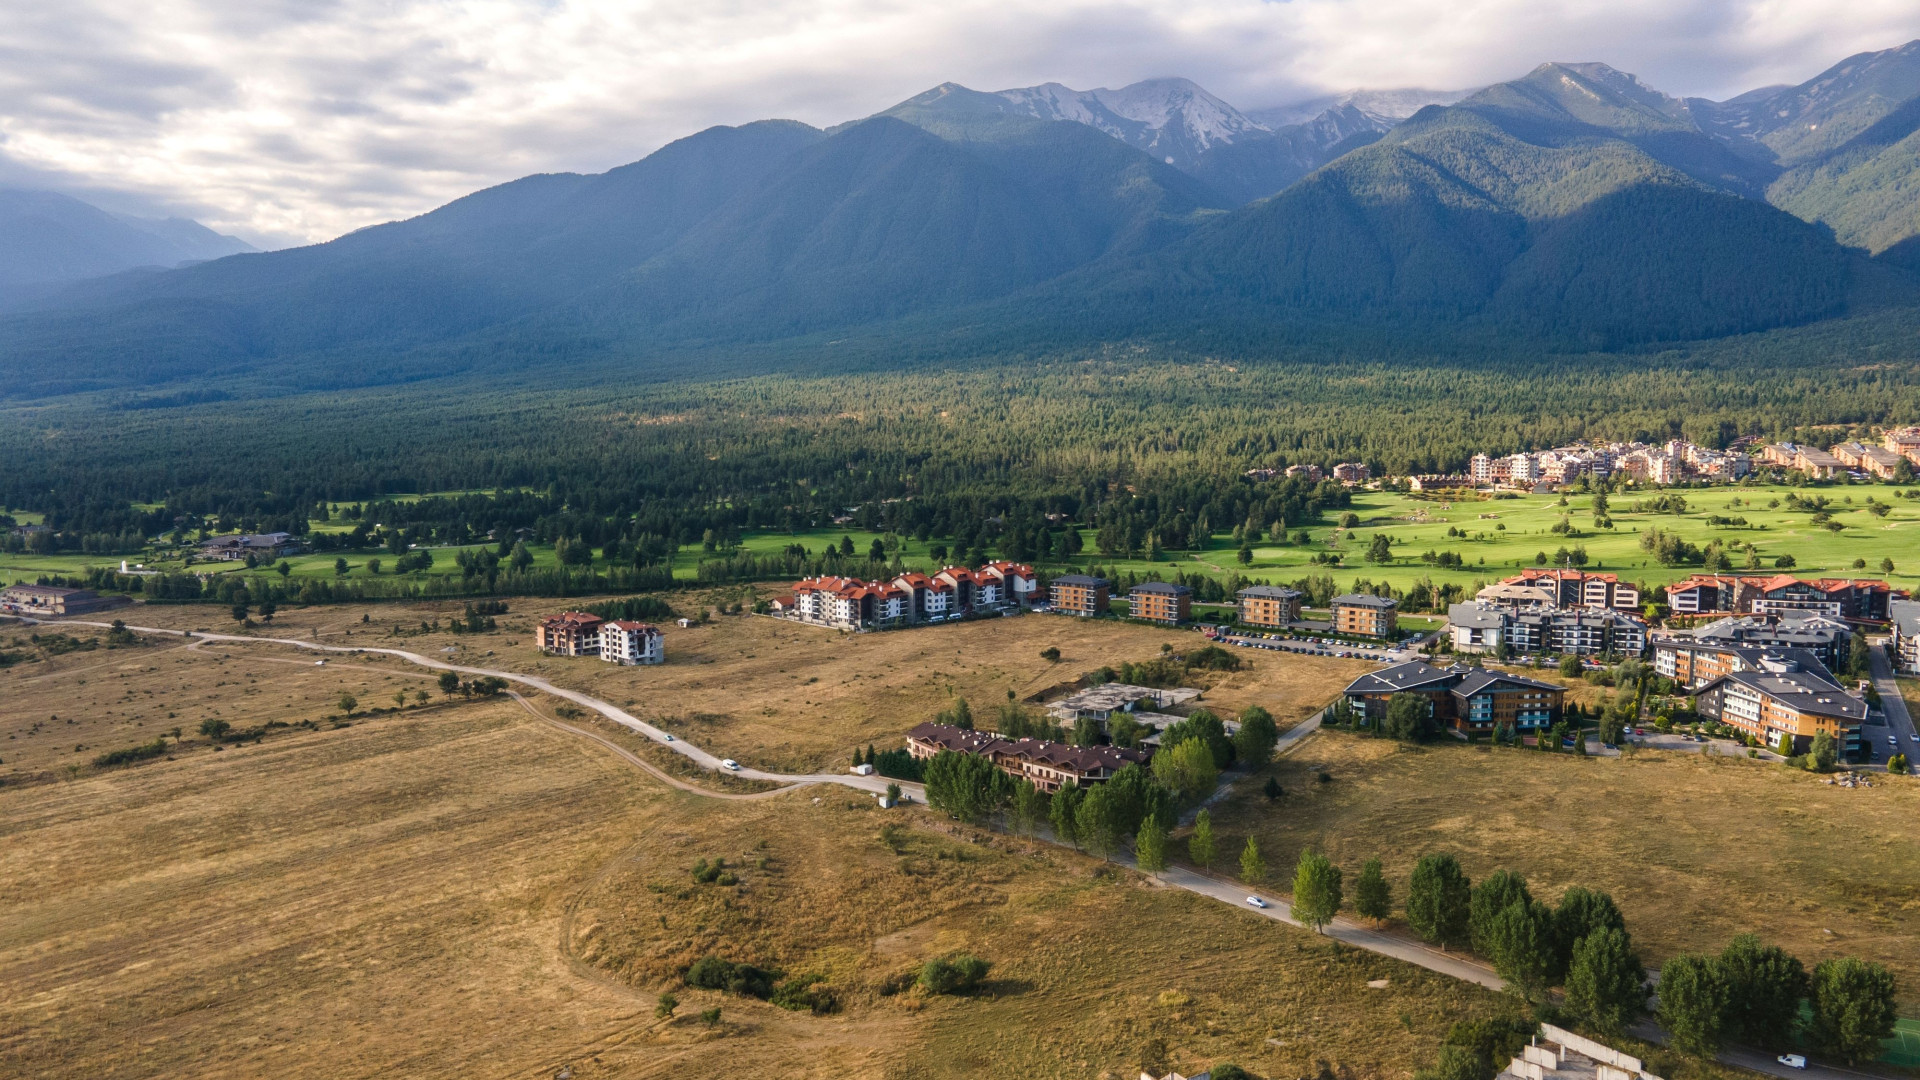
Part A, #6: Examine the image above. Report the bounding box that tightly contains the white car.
[663,734,674,742]
[1246,896,1268,909]
[1776,1055,1806,1069]
[721,759,740,770]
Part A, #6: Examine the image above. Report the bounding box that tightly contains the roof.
[1690,613,1848,648]
[1238,585,1302,600]
[1344,661,1459,695]
[1447,602,1507,630]
[542,611,605,628]
[1696,670,1867,722]
[606,621,659,633]
[1893,598,1920,638]
[1051,574,1109,587]
[1476,583,1557,606]
[1131,581,1191,596]
[1332,594,1396,609]
[1453,669,1563,697]
[905,722,1149,774]
[1,584,90,598]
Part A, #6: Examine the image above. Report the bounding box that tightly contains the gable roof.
[1695,670,1867,722]
[1332,593,1396,609]
[1344,661,1458,695]
[1238,585,1302,600]
[1131,581,1191,596]
[1453,669,1562,697]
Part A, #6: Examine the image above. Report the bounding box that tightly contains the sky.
[3,0,1918,249]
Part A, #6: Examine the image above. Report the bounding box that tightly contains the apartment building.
[1677,612,1854,671]
[1650,640,1835,689]
[1884,426,1920,464]
[1236,585,1303,627]
[1127,581,1192,624]
[791,562,1038,629]
[537,612,607,657]
[1332,462,1371,484]
[1331,594,1398,638]
[0,584,130,616]
[599,621,665,665]
[1049,574,1111,616]
[1891,598,1920,675]
[1448,601,1647,657]
[904,722,1148,793]
[1666,574,1895,621]
[1832,441,1905,478]
[1342,661,1565,734]
[1501,569,1640,611]
[1691,661,1866,754]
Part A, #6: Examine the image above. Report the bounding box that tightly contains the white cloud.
[0,0,1915,246]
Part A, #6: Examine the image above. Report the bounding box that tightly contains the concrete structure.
[1666,574,1895,622]
[1447,602,1510,653]
[536,612,605,656]
[1832,440,1905,478]
[905,722,1148,793]
[1331,594,1397,638]
[1236,585,1303,627]
[0,584,129,616]
[789,562,1037,629]
[1342,661,1564,735]
[599,621,664,665]
[1127,581,1192,624]
[1049,574,1111,616]
[1449,601,1646,657]
[1678,611,1854,671]
[1408,475,1474,492]
[1046,683,1199,724]
[1651,640,1836,689]
[1332,462,1371,484]
[1892,598,1920,675]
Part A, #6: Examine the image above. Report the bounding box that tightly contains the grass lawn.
[1207,731,1920,1010]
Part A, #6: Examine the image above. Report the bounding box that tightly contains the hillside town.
[1396,427,1920,491]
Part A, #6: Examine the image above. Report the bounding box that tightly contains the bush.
[199,717,231,739]
[684,955,777,999]
[92,737,168,768]
[770,973,838,1014]
[919,953,991,995]
[691,857,725,883]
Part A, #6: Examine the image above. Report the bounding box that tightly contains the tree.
[1385,692,1438,742]
[1188,809,1216,868]
[439,670,461,697]
[1009,779,1045,840]
[334,557,349,576]
[1890,752,1910,774]
[1239,837,1267,886]
[1152,737,1219,801]
[1238,544,1254,566]
[1808,956,1898,1064]
[1559,653,1583,678]
[1565,927,1646,1037]
[1234,706,1280,769]
[199,717,231,739]
[1810,729,1838,771]
[937,697,974,730]
[1263,776,1285,801]
[1553,887,1626,977]
[508,541,533,571]
[1163,709,1235,769]
[1355,859,1391,922]
[1292,849,1343,932]
[1368,534,1394,563]
[1486,900,1556,1001]
[337,692,357,716]
[275,560,292,578]
[699,1007,721,1027]
[1882,557,1897,575]
[1657,953,1730,1057]
[1040,646,1060,662]
[1407,854,1471,949]
[1720,934,1807,1051]
[1135,816,1169,873]
[1415,1045,1494,1080]
[1076,782,1119,860]
[922,749,1011,824]
[230,601,249,624]
[655,992,678,1019]
[1470,870,1534,956]
[1050,781,1083,849]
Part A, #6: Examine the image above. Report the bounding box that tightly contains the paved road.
[25,617,922,801]
[23,615,1871,1079]
[1868,642,1917,769]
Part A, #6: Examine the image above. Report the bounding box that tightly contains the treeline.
[37,563,675,606]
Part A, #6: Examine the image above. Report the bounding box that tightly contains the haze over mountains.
[7,40,1920,399]
[0,189,253,290]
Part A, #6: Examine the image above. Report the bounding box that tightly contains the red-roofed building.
[537,612,606,656]
[1502,568,1639,611]
[979,561,1038,608]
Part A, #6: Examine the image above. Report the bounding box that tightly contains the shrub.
[770,974,838,1014]
[92,737,168,768]
[919,953,991,995]
[199,717,231,739]
[655,992,677,1019]
[684,955,776,999]
[699,1007,721,1026]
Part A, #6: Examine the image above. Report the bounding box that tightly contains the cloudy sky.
[4,0,1918,248]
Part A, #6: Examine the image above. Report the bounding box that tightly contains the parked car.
[1246,896,1268,909]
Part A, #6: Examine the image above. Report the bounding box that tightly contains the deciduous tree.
[1470,870,1534,956]
[1809,957,1898,1064]
[1658,954,1730,1057]
[1355,859,1391,922]
[1135,816,1169,873]
[1292,849,1343,932]
[1565,927,1646,1036]
[1407,854,1471,949]
[1720,934,1807,1051]
[1239,837,1267,887]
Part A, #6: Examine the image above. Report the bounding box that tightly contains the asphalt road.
[1868,642,1917,769]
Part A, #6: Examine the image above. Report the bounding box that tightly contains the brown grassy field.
[1207,731,1920,1008]
[23,597,1370,774]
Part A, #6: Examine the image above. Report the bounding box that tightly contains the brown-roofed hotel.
[905,722,1148,793]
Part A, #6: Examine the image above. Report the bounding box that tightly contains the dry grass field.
[1208,732,1920,1008]
[26,597,1370,774]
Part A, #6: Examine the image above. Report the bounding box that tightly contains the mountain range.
[7,42,1920,398]
[0,189,253,291]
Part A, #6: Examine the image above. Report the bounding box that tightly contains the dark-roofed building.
[1682,612,1853,671]
[1892,599,1920,675]
[198,531,303,562]
[1447,602,1510,653]
[1650,638,1837,689]
[1691,661,1867,755]
[1343,661,1564,734]
[1049,574,1110,617]
[1331,593,1397,638]
[1450,670,1564,734]
[1450,601,1647,657]
[0,583,129,616]
[1128,581,1192,624]
[1237,585,1303,627]
[904,722,1147,793]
